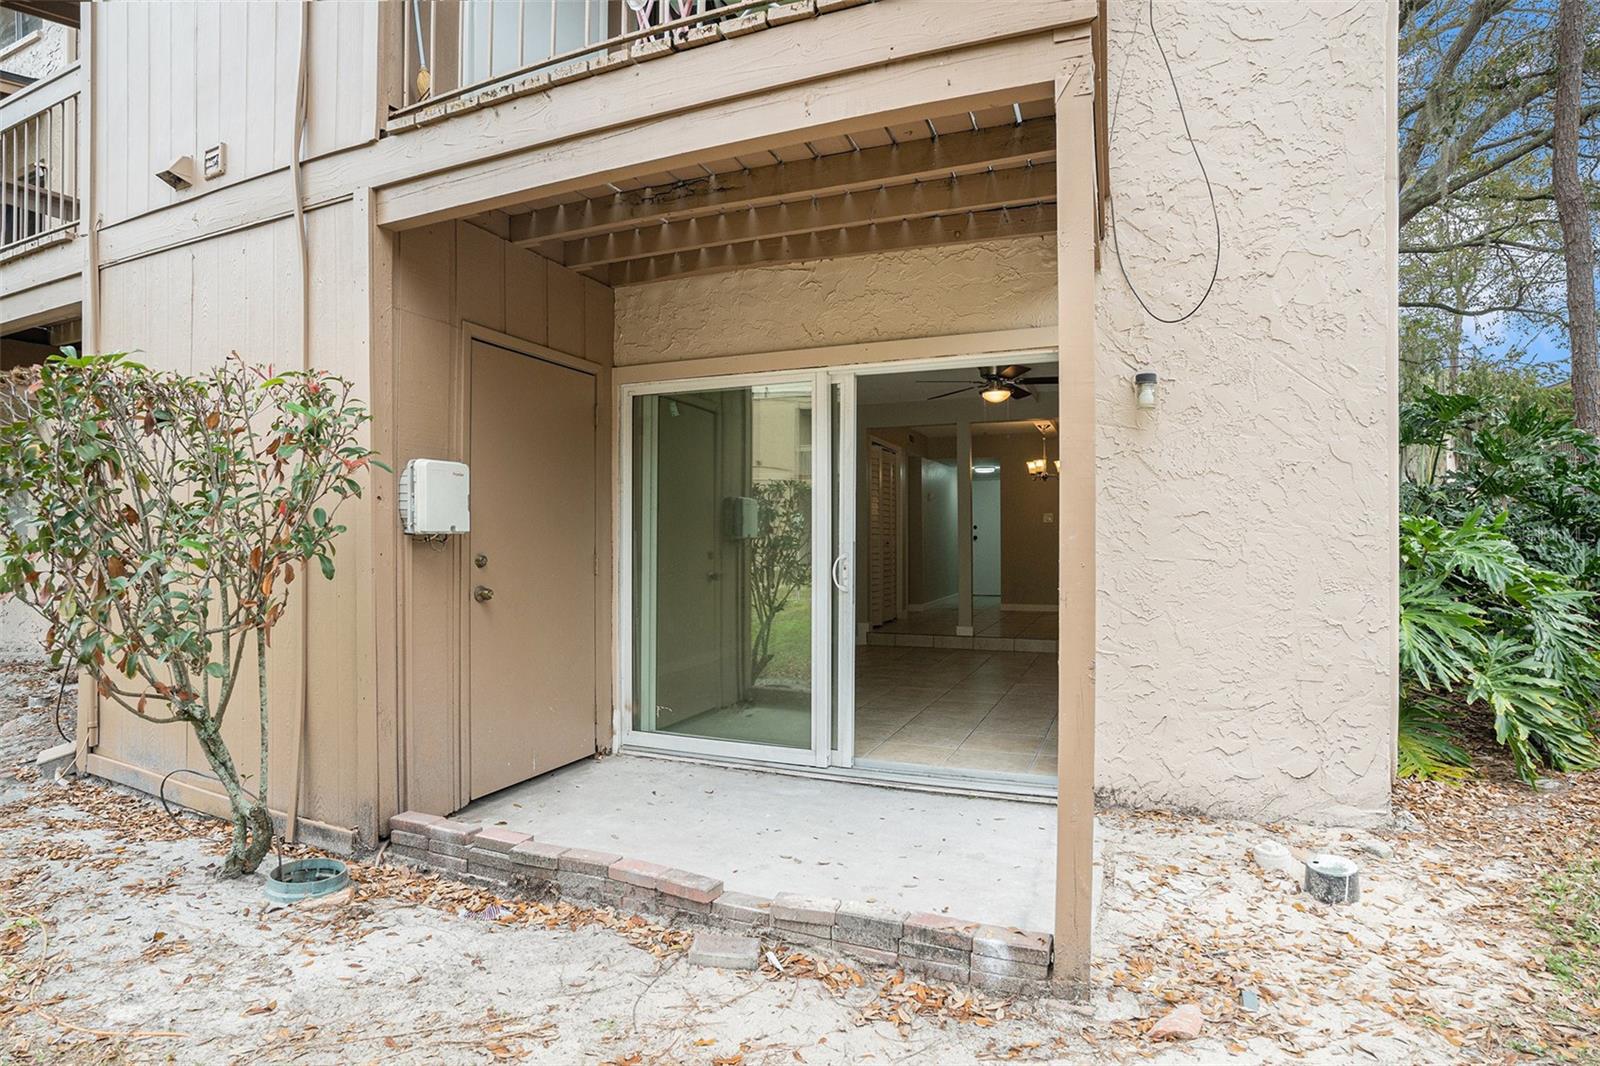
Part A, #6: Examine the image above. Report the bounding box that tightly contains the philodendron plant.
[0,352,382,876]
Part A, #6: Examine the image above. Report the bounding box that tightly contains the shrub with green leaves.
[0,352,381,876]
[1399,389,1600,784]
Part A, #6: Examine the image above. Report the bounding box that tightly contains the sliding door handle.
[831,554,851,592]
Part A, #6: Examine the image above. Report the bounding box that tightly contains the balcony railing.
[0,62,79,256]
[398,0,781,116]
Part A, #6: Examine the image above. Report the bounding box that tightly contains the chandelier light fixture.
[1026,422,1059,480]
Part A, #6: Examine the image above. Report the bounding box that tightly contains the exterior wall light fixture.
[1135,371,1159,409]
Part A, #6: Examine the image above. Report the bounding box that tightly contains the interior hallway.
[855,643,1057,776]
[869,596,1058,650]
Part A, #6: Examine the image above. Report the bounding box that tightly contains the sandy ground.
[0,643,1595,1063]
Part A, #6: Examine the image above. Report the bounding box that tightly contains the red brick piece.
[902,912,978,950]
[426,819,480,849]
[608,858,671,889]
[1148,1004,1204,1041]
[971,925,1051,966]
[557,848,624,877]
[473,827,532,853]
[390,811,444,835]
[658,868,724,904]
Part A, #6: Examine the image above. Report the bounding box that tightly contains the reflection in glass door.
[629,381,819,762]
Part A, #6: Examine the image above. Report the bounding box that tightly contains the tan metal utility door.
[467,339,597,800]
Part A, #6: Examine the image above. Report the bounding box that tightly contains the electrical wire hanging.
[1108,0,1221,325]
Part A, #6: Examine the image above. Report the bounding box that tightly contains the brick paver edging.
[386,811,1054,993]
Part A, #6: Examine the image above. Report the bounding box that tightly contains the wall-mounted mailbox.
[399,459,470,535]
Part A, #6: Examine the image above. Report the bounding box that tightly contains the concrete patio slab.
[460,754,1103,931]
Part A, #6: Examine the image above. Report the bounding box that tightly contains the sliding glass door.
[626,376,831,765]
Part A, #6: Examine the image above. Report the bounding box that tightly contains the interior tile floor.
[869,598,1058,652]
[854,643,1057,777]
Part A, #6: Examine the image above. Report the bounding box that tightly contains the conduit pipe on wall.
[284,1,313,843]
[77,1,101,769]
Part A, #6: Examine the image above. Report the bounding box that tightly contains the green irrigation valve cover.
[264,857,350,904]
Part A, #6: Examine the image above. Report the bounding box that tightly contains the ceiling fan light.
[981,385,1012,404]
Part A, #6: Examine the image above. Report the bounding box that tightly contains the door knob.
[473,585,494,603]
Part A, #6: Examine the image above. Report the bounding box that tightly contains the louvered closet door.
[868,441,899,626]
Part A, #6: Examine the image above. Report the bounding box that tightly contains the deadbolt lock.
[474,553,488,568]
[473,585,494,603]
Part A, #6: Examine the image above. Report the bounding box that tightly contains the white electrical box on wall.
[399,459,470,535]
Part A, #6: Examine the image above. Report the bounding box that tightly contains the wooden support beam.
[1053,49,1097,1002]
[566,162,1055,269]
[612,203,1055,285]
[511,119,1054,246]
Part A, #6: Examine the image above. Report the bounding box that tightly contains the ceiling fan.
[919,365,1059,404]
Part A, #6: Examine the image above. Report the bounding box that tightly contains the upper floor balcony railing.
[398,0,809,120]
[0,60,79,257]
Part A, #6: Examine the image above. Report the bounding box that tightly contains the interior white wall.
[918,459,959,607]
[971,473,1002,597]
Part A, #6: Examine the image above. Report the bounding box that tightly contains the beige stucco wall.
[1,20,75,80]
[613,0,1396,824]
[614,236,1055,365]
[1093,0,1394,824]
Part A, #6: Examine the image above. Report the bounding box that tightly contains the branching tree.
[0,353,379,876]
[747,478,810,685]
[1553,0,1599,427]
[1399,0,1600,397]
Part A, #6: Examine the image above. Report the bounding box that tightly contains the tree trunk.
[193,720,274,877]
[1553,0,1599,431]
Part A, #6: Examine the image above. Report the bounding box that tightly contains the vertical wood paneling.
[547,264,585,356]
[94,203,376,838]
[194,3,220,164]
[218,6,249,194]
[149,2,174,216]
[96,3,376,229]
[93,213,611,835]
[243,2,276,180]
[124,10,150,223]
[504,244,548,345]
[165,4,197,216]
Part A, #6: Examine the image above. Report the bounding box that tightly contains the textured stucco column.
[1053,46,1097,997]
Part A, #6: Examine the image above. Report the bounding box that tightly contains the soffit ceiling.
[483,95,1057,286]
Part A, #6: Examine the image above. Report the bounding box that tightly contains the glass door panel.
[631,383,815,754]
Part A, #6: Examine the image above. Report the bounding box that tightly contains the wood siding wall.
[93,2,378,229]
[92,200,380,846]
[391,221,614,818]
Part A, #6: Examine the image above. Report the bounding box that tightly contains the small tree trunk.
[192,719,274,877]
[257,626,269,814]
[1553,0,1599,431]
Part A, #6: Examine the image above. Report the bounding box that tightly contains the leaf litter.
[0,654,1596,1062]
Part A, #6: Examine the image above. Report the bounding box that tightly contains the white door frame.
[617,348,1060,781]
[827,351,1058,781]
[618,369,832,768]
